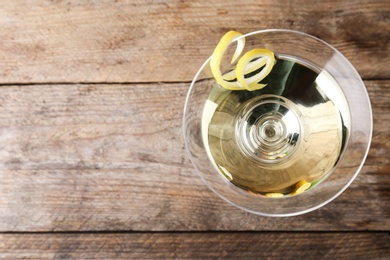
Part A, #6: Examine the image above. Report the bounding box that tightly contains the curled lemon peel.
[210,31,275,91]
[265,192,284,198]
[210,31,246,91]
[236,49,275,91]
[295,180,311,194]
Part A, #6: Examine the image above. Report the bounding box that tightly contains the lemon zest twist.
[210,31,275,91]
[210,31,246,91]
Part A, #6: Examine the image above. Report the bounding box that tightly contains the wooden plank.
[0,80,388,231]
[0,0,388,84]
[0,232,388,259]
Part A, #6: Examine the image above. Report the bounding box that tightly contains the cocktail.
[183,29,372,216]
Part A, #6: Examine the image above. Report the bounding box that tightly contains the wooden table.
[0,0,389,258]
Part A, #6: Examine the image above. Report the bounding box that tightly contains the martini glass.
[183,29,372,217]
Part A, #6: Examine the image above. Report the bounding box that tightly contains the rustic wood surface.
[0,0,389,258]
[0,232,388,259]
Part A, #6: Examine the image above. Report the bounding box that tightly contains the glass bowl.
[183,29,372,217]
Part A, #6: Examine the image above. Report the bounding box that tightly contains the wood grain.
[0,0,388,84]
[0,80,388,231]
[0,232,388,259]
[0,0,388,257]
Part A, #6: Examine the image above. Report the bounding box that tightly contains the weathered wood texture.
[0,80,388,231]
[0,0,388,84]
[0,0,389,258]
[0,232,388,259]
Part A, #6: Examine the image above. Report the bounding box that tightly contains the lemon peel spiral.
[210,31,246,91]
[210,31,275,91]
[236,48,275,91]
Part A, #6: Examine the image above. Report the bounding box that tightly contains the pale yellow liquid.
[203,57,350,195]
